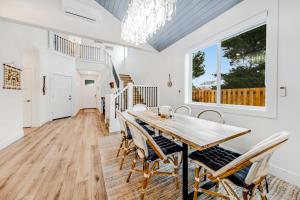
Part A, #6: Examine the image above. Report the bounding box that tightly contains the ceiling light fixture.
[121,0,177,45]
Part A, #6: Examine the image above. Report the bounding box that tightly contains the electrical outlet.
[279,86,286,97]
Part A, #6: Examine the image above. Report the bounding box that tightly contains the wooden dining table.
[128,110,251,200]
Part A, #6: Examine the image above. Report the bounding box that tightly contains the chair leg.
[119,139,129,170]
[116,137,124,158]
[193,166,202,200]
[126,152,138,183]
[249,185,258,200]
[258,183,267,200]
[203,169,207,181]
[242,189,249,200]
[119,149,127,170]
[173,155,179,189]
[141,162,150,200]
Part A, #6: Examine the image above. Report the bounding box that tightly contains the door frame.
[82,78,97,109]
[22,67,33,127]
[50,73,73,120]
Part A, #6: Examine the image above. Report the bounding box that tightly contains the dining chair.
[116,110,136,170]
[174,105,192,116]
[123,113,183,200]
[133,104,148,111]
[133,104,156,135]
[197,109,225,124]
[189,132,289,200]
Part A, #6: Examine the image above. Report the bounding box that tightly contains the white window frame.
[185,11,278,118]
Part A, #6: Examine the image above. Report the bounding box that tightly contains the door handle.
[25,100,31,102]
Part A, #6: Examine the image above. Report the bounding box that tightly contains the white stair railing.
[106,83,159,132]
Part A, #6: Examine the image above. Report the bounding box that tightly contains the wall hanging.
[167,73,173,87]
[42,76,46,95]
[3,64,21,90]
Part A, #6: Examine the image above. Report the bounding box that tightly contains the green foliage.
[221,65,265,89]
[192,51,205,79]
[221,25,266,88]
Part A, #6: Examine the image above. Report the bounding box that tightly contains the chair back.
[197,109,225,124]
[133,104,148,111]
[174,105,192,116]
[116,110,132,138]
[123,114,167,161]
[213,132,289,185]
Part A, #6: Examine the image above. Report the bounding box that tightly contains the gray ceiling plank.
[149,0,218,46]
[94,0,243,51]
[154,0,241,51]
[151,0,223,49]
[108,0,116,13]
[148,0,209,44]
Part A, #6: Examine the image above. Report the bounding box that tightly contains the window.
[192,44,218,103]
[191,24,266,107]
[85,80,95,86]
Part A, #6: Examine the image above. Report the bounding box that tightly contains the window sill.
[187,102,277,119]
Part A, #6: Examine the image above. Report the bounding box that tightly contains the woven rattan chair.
[197,109,225,124]
[174,105,192,116]
[116,110,136,170]
[190,132,289,200]
[122,112,183,200]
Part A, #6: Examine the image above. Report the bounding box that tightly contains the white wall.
[0,0,155,52]
[125,0,300,186]
[0,20,47,149]
[0,21,82,149]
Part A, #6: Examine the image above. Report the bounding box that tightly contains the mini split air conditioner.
[62,0,100,23]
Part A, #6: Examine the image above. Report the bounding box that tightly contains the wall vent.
[62,0,100,24]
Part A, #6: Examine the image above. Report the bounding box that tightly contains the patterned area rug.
[99,134,300,200]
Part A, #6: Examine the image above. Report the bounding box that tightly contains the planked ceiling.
[95,0,243,51]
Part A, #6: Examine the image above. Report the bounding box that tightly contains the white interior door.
[22,68,32,127]
[82,79,97,109]
[52,74,72,119]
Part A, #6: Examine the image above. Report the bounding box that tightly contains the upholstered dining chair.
[174,105,192,116]
[197,109,225,124]
[123,112,183,200]
[116,110,135,170]
[133,104,156,135]
[189,132,289,200]
[133,104,148,111]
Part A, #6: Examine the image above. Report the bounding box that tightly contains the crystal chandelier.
[121,0,177,45]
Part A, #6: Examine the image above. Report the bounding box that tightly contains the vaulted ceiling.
[95,0,243,51]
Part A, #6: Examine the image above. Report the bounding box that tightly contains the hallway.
[0,110,107,200]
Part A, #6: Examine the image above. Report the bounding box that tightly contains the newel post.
[128,83,133,110]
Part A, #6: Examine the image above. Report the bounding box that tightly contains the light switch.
[279,86,286,97]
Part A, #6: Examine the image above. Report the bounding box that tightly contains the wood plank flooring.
[0,109,107,200]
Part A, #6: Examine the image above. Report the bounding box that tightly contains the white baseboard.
[0,132,24,150]
[221,144,300,187]
[270,164,300,187]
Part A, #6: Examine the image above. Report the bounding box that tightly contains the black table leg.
[182,143,188,200]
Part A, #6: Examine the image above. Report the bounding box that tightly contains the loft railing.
[50,32,111,65]
[54,34,76,57]
[80,44,102,62]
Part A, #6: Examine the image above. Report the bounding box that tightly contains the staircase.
[119,74,134,87]
[106,83,159,133]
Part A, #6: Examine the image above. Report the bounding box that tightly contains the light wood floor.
[0,109,107,200]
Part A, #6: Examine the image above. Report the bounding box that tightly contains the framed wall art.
[3,64,22,90]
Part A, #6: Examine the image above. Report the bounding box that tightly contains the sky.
[192,44,231,87]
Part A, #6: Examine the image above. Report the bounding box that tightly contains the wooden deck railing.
[192,87,265,107]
